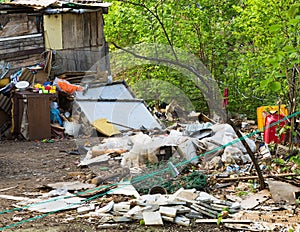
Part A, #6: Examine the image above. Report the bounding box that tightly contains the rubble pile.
[1,56,299,231]
[77,188,240,227]
[0,3,299,231]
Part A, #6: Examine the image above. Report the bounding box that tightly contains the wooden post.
[227,120,266,190]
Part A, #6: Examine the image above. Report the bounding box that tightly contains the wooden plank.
[83,13,90,47]
[0,48,44,60]
[96,11,104,46]
[27,96,51,140]
[62,14,76,49]
[0,33,43,42]
[90,12,97,46]
[0,194,29,201]
[0,186,18,192]
[75,14,84,48]
[217,173,299,182]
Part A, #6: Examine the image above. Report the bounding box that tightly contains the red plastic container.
[263,114,286,144]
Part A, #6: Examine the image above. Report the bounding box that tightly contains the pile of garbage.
[78,122,257,188]
[1,58,299,231]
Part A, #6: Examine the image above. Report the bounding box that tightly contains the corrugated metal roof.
[6,0,59,9]
[71,1,111,7]
[3,0,111,9]
[65,1,111,7]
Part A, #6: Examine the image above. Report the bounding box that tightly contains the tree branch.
[111,42,226,121]
[118,0,178,61]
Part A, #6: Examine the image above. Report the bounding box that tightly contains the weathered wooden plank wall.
[55,46,108,73]
[0,35,44,73]
[55,11,108,73]
[61,12,104,49]
[0,13,39,38]
[0,13,44,74]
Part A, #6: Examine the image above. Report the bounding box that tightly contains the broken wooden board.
[93,118,121,137]
[97,223,120,229]
[240,190,271,210]
[267,179,300,204]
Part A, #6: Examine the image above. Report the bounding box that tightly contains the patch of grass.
[237,191,249,197]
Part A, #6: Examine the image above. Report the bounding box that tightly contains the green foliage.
[104,0,300,118]
[139,219,145,225]
[137,168,207,194]
[217,215,222,226]
[115,65,208,113]
[272,158,285,166]
[289,154,300,166]
[237,191,249,197]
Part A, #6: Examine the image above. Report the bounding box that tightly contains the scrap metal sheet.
[76,83,134,100]
[77,101,161,130]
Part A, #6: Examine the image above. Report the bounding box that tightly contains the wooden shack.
[0,0,111,75]
[0,1,111,137]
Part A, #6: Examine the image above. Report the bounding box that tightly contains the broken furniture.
[12,91,56,140]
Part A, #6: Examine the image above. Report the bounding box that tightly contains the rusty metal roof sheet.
[5,0,60,9]
[3,0,111,9]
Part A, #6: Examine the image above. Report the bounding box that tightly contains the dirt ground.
[0,139,234,232]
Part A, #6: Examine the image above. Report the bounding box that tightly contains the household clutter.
[0,53,300,231]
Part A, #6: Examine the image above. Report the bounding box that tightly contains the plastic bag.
[53,77,83,94]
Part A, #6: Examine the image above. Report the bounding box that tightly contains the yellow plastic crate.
[257,105,288,130]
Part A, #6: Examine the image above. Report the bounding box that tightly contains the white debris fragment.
[142,211,163,225]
